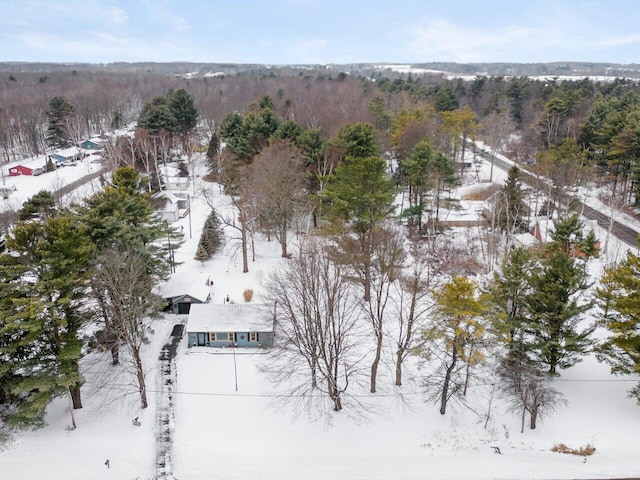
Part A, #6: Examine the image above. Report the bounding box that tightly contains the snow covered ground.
[1,151,640,480]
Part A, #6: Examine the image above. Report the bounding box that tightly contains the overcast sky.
[1,0,638,64]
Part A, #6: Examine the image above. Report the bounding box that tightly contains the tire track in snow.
[155,323,184,480]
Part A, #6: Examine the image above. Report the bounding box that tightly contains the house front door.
[197,333,207,346]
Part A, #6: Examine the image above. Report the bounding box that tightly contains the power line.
[85,377,639,400]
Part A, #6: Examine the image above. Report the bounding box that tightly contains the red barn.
[9,165,33,176]
[8,164,45,176]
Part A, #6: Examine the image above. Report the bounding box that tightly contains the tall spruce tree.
[0,215,94,426]
[82,167,174,365]
[488,247,533,356]
[169,88,198,137]
[194,210,224,262]
[524,215,597,374]
[495,166,527,233]
[46,96,74,148]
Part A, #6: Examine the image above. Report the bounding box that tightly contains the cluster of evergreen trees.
[0,168,174,427]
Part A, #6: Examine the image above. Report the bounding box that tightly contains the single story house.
[79,138,105,151]
[151,191,190,223]
[158,271,212,314]
[187,303,274,348]
[50,146,81,166]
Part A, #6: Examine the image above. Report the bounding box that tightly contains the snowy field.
[1,151,640,480]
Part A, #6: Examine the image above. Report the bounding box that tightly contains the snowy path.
[155,322,185,479]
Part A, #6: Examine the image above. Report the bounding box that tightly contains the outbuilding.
[186,303,274,348]
[158,271,212,314]
[8,163,46,176]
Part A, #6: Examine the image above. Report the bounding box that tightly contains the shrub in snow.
[243,289,254,302]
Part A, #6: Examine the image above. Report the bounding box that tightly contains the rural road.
[481,148,640,248]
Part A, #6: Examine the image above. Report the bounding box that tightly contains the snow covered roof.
[158,165,181,179]
[53,146,80,159]
[157,271,211,302]
[8,155,48,169]
[152,191,187,204]
[186,303,273,333]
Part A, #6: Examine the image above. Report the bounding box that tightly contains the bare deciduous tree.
[332,224,406,393]
[202,183,256,274]
[498,360,566,432]
[482,110,514,183]
[90,246,163,409]
[265,238,366,414]
[394,237,433,386]
[248,141,307,258]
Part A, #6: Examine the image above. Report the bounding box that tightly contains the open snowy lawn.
[172,343,640,480]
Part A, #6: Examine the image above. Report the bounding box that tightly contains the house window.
[249,332,258,342]
[228,332,235,343]
[208,332,232,342]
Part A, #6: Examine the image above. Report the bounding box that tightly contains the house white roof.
[186,303,273,333]
[153,191,185,204]
[159,166,181,179]
[53,146,80,159]
[157,271,211,302]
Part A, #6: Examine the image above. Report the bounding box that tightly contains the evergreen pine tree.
[418,276,487,414]
[81,167,176,366]
[168,88,198,136]
[0,215,94,426]
[46,96,74,148]
[524,216,597,374]
[194,211,224,261]
[487,247,533,355]
[495,166,527,233]
[206,131,220,170]
[596,248,640,400]
[19,190,57,220]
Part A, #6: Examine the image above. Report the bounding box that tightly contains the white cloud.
[105,7,128,24]
[403,12,640,64]
[138,0,191,33]
[172,16,191,33]
[405,19,512,62]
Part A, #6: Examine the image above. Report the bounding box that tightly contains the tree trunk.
[370,331,382,393]
[111,344,119,366]
[133,347,148,409]
[440,343,458,415]
[463,360,471,396]
[530,406,538,430]
[328,378,342,411]
[463,341,475,396]
[70,383,83,409]
[395,347,404,386]
[241,226,249,273]
[280,226,289,258]
[363,263,371,302]
[333,394,342,411]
